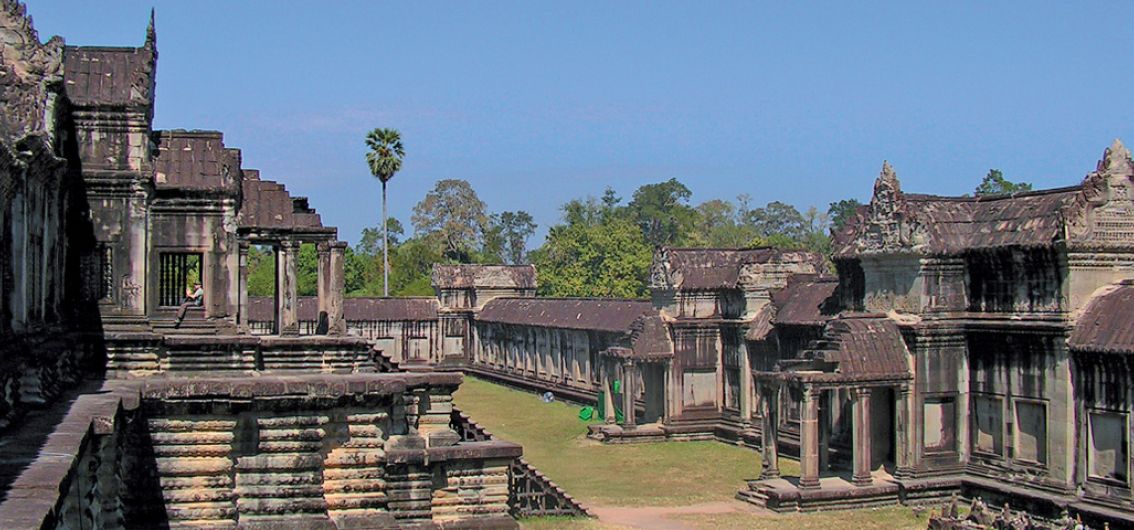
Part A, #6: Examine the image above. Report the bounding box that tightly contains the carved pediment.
[1067,139,1134,247]
[842,161,927,255]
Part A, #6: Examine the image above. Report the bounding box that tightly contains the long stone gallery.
[3,2,1134,529]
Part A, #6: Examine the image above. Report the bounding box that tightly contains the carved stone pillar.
[852,388,873,486]
[124,179,149,316]
[894,385,915,478]
[317,241,346,335]
[622,359,636,427]
[237,241,249,332]
[278,240,299,336]
[759,382,780,479]
[799,385,821,489]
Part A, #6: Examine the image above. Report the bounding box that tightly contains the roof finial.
[145,7,156,49]
[1098,138,1134,177]
[871,160,902,207]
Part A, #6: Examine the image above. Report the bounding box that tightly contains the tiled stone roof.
[1070,280,1134,354]
[477,297,653,333]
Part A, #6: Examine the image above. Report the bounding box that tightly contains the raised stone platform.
[0,372,522,529]
[105,333,376,376]
[737,475,902,512]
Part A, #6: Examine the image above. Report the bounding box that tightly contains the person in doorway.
[174,283,204,327]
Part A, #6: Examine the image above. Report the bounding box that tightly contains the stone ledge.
[139,372,464,400]
[385,440,522,465]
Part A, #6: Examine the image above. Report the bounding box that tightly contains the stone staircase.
[161,336,259,372]
[450,408,594,518]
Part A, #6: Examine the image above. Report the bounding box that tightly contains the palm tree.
[365,128,405,297]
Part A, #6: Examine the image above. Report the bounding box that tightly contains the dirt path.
[589,500,768,530]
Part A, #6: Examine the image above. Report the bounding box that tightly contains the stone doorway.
[872,387,896,473]
[641,363,666,424]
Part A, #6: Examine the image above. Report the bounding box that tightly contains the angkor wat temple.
[3,2,1134,528]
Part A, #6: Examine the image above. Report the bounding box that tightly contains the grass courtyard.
[452,376,927,529]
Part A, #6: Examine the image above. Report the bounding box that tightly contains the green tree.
[411,179,488,262]
[530,204,652,298]
[745,201,807,240]
[296,243,318,297]
[359,218,404,256]
[627,178,696,248]
[496,211,537,264]
[389,236,446,296]
[246,245,276,297]
[365,128,405,296]
[975,169,1032,196]
[827,198,861,232]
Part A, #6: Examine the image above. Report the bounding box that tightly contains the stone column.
[819,391,831,473]
[317,241,346,335]
[622,359,636,427]
[852,388,873,486]
[603,371,617,424]
[237,241,249,332]
[278,240,299,336]
[799,385,821,489]
[663,363,674,422]
[759,382,780,479]
[894,385,915,478]
[739,341,753,423]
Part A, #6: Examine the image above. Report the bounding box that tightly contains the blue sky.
[28,2,1134,245]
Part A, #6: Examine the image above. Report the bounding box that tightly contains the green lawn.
[453,375,797,506]
[454,376,926,529]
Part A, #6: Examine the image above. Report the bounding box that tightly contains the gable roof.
[772,274,839,326]
[1069,281,1134,354]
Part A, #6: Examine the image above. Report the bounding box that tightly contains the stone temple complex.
[4,2,1134,529]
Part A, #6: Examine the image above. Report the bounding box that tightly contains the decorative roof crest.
[144,8,156,51]
[872,160,902,207]
[1098,138,1134,181]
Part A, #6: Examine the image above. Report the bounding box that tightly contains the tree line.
[246,127,1031,300]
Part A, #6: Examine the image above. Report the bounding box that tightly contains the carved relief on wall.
[0,0,63,143]
[1067,139,1134,247]
[649,248,674,289]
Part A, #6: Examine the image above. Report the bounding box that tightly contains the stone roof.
[835,142,1134,257]
[627,315,673,359]
[62,44,154,108]
[431,264,536,290]
[248,296,440,323]
[819,317,910,378]
[477,297,653,333]
[1069,281,1134,354]
[777,316,912,382]
[652,247,823,291]
[745,304,775,341]
[772,275,840,326]
[153,130,240,191]
[239,178,330,234]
